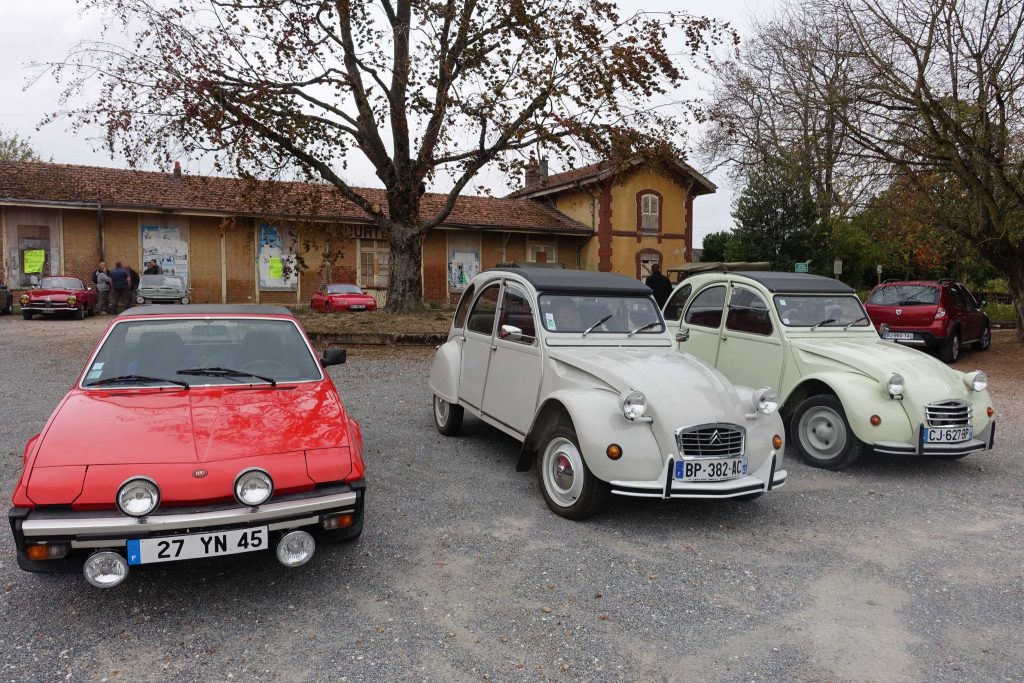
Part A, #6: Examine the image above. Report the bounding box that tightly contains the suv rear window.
[868,285,939,306]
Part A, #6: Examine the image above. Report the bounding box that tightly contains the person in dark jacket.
[143,259,162,275]
[127,265,141,308]
[644,264,673,308]
[109,262,131,313]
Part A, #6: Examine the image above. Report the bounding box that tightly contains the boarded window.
[640,194,660,233]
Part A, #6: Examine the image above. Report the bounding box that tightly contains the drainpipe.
[97,205,105,260]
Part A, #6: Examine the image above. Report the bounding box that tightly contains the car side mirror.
[675,327,690,343]
[979,296,987,308]
[321,348,347,367]
[499,324,523,340]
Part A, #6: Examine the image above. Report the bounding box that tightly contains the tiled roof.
[509,157,717,198]
[0,161,592,234]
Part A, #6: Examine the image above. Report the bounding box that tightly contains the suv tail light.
[934,306,946,320]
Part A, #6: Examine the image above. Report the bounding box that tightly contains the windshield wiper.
[627,321,662,336]
[86,374,190,389]
[843,315,869,331]
[810,318,837,330]
[582,314,613,337]
[177,367,277,387]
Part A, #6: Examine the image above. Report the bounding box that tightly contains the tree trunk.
[385,220,425,313]
[1007,266,1024,342]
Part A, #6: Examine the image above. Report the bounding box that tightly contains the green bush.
[986,302,1016,322]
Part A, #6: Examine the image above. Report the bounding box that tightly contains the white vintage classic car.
[663,270,995,470]
[428,268,787,519]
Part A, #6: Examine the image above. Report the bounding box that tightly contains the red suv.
[865,279,991,363]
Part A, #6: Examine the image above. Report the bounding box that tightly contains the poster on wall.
[141,224,189,285]
[257,223,298,291]
[448,233,480,292]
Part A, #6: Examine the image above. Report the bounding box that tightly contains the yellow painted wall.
[551,188,597,230]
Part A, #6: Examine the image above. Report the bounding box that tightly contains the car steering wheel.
[240,359,288,375]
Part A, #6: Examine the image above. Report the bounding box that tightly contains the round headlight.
[116,477,160,517]
[753,387,780,415]
[67,295,77,305]
[964,370,987,392]
[181,296,190,305]
[621,389,647,420]
[19,294,29,305]
[234,469,273,507]
[886,373,905,397]
[83,551,129,589]
[135,296,145,304]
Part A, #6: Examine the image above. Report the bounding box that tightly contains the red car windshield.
[39,277,84,290]
[83,318,322,387]
[868,285,939,306]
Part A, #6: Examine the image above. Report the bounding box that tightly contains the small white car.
[428,268,787,519]
[663,270,995,470]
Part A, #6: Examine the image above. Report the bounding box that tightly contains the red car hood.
[34,382,349,467]
[26,289,76,300]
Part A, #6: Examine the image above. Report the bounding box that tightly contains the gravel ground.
[0,315,1022,682]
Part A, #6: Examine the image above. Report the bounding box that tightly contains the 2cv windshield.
[538,294,665,334]
[773,295,871,328]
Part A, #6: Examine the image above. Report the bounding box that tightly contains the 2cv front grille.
[925,400,972,428]
[675,424,745,458]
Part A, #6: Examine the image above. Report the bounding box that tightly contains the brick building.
[0,158,714,305]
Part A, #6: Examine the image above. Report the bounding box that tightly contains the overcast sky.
[0,0,775,247]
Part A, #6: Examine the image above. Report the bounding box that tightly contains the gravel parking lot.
[1,315,1021,682]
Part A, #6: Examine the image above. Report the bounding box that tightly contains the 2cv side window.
[725,286,773,336]
[466,283,501,336]
[497,284,537,344]
[663,284,692,322]
[684,285,727,329]
[452,283,477,329]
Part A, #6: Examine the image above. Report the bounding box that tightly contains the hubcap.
[983,329,991,347]
[434,396,449,426]
[542,437,584,508]
[798,406,847,460]
[952,336,959,359]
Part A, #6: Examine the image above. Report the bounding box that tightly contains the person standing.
[109,261,130,313]
[127,264,141,307]
[95,268,112,314]
[644,264,673,308]
[92,261,107,286]
[144,259,162,275]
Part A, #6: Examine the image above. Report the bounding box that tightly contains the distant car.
[664,270,995,470]
[136,274,191,305]
[429,268,787,520]
[0,281,12,315]
[8,304,364,588]
[20,276,97,320]
[311,284,378,312]
[865,279,990,363]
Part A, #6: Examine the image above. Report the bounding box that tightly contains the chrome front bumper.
[873,421,995,456]
[609,452,786,499]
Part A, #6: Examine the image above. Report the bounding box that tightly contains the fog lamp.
[26,543,70,561]
[606,444,623,460]
[772,435,783,450]
[83,551,129,588]
[234,469,273,507]
[321,513,354,530]
[116,477,160,517]
[870,415,882,426]
[276,530,315,568]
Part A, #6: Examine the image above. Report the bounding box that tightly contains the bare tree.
[833,0,1024,334]
[39,0,734,311]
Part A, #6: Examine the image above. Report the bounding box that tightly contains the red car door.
[311,289,325,311]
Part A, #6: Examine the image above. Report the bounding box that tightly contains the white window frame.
[357,238,390,289]
[527,239,557,264]
[640,194,660,234]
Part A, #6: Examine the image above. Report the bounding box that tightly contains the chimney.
[524,153,548,188]
[173,161,182,179]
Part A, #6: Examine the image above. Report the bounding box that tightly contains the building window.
[358,239,390,288]
[636,249,662,279]
[638,191,661,234]
[527,240,557,264]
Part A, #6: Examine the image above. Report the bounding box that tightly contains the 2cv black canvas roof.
[490,267,652,296]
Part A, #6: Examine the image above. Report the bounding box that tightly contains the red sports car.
[9,304,365,588]
[311,283,378,312]
[20,275,98,320]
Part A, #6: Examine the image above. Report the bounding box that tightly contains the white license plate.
[883,332,915,340]
[349,304,366,310]
[675,457,747,482]
[925,427,972,443]
[126,525,269,565]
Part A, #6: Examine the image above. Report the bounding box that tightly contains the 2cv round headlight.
[620,390,647,420]
[964,370,987,392]
[234,469,274,507]
[886,373,905,397]
[116,477,160,517]
[753,387,780,415]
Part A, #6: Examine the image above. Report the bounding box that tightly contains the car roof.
[485,267,652,295]
[119,304,294,316]
[730,271,856,294]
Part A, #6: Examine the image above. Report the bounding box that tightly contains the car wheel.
[1,297,10,315]
[22,310,32,321]
[791,395,864,470]
[432,395,464,436]
[76,307,86,321]
[87,305,96,317]
[939,331,960,363]
[972,326,991,351]
[537,423,608,520]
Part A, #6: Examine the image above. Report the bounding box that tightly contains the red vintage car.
[20,275,98,320]
[311,283,378,312]
[8,304,365,588]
